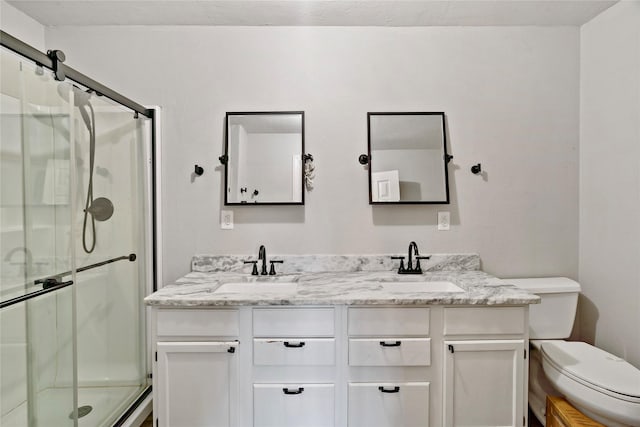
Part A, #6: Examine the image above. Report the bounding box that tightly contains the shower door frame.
[0,29,158,426]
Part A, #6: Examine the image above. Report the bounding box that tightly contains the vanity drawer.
[443,307,526,336]
[253,308,335,337]
[348,382,430,427]
[156,308,239,338]
[254,338,335,366]
[348,307,430,336]
[349,338,431,366]
[253,383,335,427]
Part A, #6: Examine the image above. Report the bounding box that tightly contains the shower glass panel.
[1,39,152,427]
[1,48,76,426]
[72,89,150,426]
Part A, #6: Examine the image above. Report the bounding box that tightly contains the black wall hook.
[194,165,204,176]
[358,154,369,165]
[471,163,482,174]
[303,153,314,162]
[218,155,228,165]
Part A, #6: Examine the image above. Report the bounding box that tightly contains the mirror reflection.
[368,112,450,204]
[224,112,304,205]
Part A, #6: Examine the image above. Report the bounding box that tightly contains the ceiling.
[6,0,618,27]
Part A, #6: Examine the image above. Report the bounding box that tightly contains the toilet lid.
[541,341,640,399]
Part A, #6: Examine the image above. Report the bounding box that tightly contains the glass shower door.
[70,88,150,426]
[0,48,77,426]
[2,39,152,427]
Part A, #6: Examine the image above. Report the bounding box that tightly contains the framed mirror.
[366,112,450,204]
[223,111,305,205]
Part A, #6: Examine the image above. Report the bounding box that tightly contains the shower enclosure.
[0,32,155,426]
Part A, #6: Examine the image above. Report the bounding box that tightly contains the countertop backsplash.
[191,253,481,274]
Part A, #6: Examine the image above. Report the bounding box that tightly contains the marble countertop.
[145,268,540,307]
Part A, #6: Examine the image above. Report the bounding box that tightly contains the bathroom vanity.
[145,254,538,427]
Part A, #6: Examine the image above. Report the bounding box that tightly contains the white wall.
[0,0,45,50]
[579,0,640,368]
[44,26,580,284]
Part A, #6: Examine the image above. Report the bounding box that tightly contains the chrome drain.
[69,405,93,419]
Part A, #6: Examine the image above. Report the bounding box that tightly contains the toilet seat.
[541,341,640,402]
[540,341,640,426]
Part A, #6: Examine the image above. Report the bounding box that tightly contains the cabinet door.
[253,383,335,427]
[348,382,430,427]
[156,341,238,427]
[443,340,524,427]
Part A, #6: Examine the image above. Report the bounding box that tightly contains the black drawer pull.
[283,387,304,395]
[378,386,400,393]
[379,341,401,347]
[283,341,305,348]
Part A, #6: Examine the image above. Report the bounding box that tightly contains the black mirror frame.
[366,112,451,205]
[222,111,305,206]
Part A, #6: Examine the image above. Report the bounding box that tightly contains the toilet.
[508,277,640,427]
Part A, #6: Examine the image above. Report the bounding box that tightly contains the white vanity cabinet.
[152,304,529,427]
[442,307,527,427]
[252,308,337,427]
[347,307,432,427]
[153,309,240,427]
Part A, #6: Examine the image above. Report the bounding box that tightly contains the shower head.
[57,83,91,106]
[57,83,92,129]
[85,197,114,222]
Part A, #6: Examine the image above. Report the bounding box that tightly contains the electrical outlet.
[221,210,233,230]
[438,211,450,231]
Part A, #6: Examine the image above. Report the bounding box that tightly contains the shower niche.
[221,111,305,205]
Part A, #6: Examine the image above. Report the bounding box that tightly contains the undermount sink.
[381,281,464,293]
[214,282,298,294]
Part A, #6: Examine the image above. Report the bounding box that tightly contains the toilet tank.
[506,277,581,339]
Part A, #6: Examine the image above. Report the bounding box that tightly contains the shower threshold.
[1,385,145,427]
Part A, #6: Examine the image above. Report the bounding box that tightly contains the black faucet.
[244,245,284,275]
[258,245,268,275]
[391,241,431,274]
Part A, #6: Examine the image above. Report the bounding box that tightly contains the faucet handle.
[269,260,284,275]
[414,256,431,273]
[244,260,259,276]
[390,256,406,273]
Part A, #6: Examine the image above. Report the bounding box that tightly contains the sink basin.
[381,281,464,293]
[215,282,298,294]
